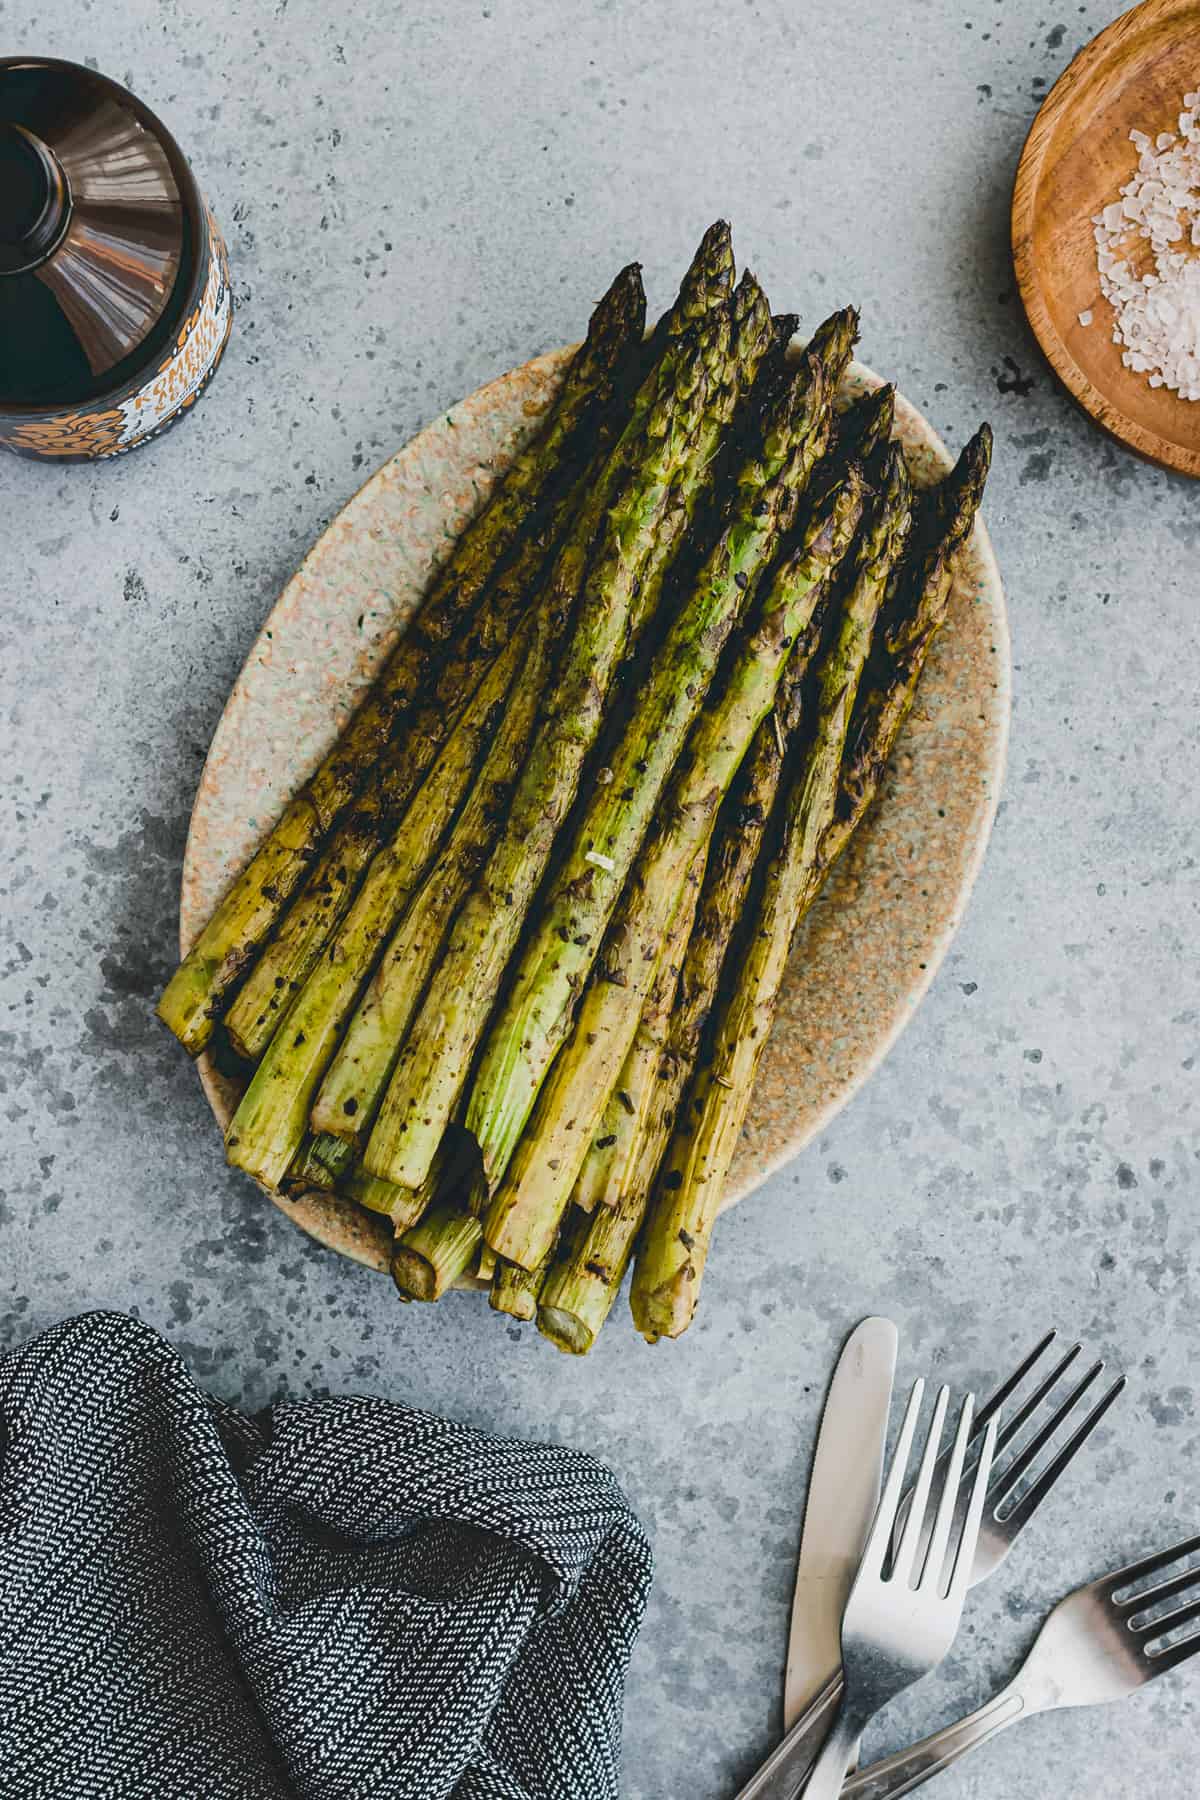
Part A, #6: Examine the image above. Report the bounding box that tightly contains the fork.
[841,1530,1200,1797]
[768,1380,997,1800]
[749,1332,1125,1797]
[898,1330,1125,1587]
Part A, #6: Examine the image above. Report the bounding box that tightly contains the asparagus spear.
[537,854,705,1351]
[485,472,867,1270]
[490,1250,552,1321]
[391,1203,483,1301]
[835,382,895,469]
[630,447,917,1340]
[571,846,708,1216]
[224,619,533,1190]
[467,318,855,1196]
[280,1134,338,1194]
[831,426,993,861]
[536,530,840,1350]
[362,299,753,1194]
[345,1159,436,1232]
[310,1132,354,1188]
[158,264,648,1056]
[492,1208,592,1321]
[390,1133,488,1299]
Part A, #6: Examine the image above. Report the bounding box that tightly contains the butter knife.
[735,1317,898,1800]
[784,1315,898,1729]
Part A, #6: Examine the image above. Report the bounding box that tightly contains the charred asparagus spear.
[538,625,822,1350]
[345,1159,437,1232]
[490,1250,553,1321]
[304,600,553,1154]
[829,426,994,865]
[392,1203,484,1301]
[485,472,867,1271]
[467,316,855,1198]
[224,619,534,1191]
[362,296,761,1194]
[571,845,708,1217]
[630,446,928,1341]
[158,263,648,1056]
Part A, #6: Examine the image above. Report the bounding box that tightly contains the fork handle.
[840,1683,1029,1798]
[732,1672,844,1799]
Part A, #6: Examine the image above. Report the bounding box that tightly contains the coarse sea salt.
[1086,85,1200,401]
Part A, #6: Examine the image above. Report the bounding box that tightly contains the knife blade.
[783,1316,898,1729]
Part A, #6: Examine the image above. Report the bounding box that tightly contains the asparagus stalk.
[630,447,918,1341]
[467,317,855,1196]
[362,298,753,1194]
[830,426,993,861]
[571,845,708,1216]
[224,619,533,1190]
[158,264,648,1055]
[391,1202,483,1301]
[345,1159,436,1232]
[476,1240,498,1284]
[490,1250,552,1321]
[390,1130,489,1298]
[835,382,895,469]
[280,1134,338,1194]
[540,600,831,1343]
[485,473,867,1270]
[537,856,706,1351]
[311,1132,354,1188]
[492,1208,591,1320]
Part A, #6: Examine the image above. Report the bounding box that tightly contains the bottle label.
[2,211,232,460]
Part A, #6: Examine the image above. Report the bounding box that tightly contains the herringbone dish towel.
[0,1312,653,1800]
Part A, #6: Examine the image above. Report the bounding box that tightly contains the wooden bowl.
[181,350,1009,1275]
[1013,0,1200,477]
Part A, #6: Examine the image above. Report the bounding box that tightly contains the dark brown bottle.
[0,57,231,461]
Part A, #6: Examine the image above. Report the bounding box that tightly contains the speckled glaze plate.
[181,347,1010,1275]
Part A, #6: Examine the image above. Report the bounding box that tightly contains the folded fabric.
[0,1312,653,1800]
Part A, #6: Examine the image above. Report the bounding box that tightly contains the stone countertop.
[3,3,1196,1793]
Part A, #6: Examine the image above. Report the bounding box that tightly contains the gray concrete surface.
[3,1,1198,1793]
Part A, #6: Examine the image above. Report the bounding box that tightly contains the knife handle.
[733,1670,843,1799]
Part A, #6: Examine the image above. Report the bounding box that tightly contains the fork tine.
[1106,1533,1200,1598]
[862,1379,925,1580]
[921,1394,973,1593]
[941,1336,1076,1495]
[968,1331,1059,1440]
[997,1375,1126,1530]
[892,1386,949,1586]
[1138,1595,1200,1641]
[1146,1630,1200,1676]
[1125,1564,1200,1614]
[948,1416,997,1602]
[987,1360,1103,1505]
[986,1343,1084,1470]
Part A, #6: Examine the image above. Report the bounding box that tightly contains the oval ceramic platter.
[181,346,1010,1275]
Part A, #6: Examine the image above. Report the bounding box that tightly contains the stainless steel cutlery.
[743,1328,1127,1798]
[784,1318,898,1732]
[844,1531,1200,1797]
[797,1382,997,1800]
